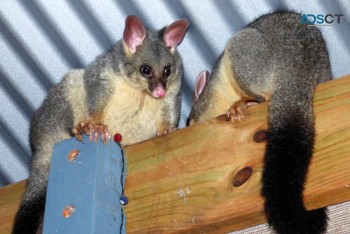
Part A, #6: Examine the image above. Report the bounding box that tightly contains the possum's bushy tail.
[13,190,46,234]
[262,83,327,234]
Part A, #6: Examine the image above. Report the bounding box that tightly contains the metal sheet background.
[0,0,349,187]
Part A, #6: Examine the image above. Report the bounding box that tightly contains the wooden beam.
[123,75,350,233]
[1,75,350,233]
[0,181,26,233]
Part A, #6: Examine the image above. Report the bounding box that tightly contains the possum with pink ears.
[14,15,189,234]
[187,11,331,234]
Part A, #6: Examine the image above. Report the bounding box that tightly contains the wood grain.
[0,180,26,233]
[123,75,350,233]
[1,75,350,234]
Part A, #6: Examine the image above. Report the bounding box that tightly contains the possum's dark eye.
[140,65,153,78]
[163,66,171,78]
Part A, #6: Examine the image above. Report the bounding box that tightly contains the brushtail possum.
[13,15,189,234]
[187,11,331,234]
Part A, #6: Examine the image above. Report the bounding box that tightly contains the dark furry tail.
[13,187,46,234]
[262,92,327,234]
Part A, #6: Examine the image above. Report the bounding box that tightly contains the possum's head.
[122,15,189,99]
[186,70,211,126]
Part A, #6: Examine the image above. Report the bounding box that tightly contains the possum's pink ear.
[123,15,146,54]
[163,19,189,48]
[194,70,210,100]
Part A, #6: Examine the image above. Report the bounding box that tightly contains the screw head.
[120,195,128,205]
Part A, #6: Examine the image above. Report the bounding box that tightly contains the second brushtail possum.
[187,11,331,234]
[13,15,189,234]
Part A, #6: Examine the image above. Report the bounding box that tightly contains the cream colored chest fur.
[64,70,162,145]
[102,77,161,145]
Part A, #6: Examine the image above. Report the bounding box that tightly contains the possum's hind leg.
[230,28,274,101]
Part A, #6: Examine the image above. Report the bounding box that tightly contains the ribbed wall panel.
[0,0,349,187]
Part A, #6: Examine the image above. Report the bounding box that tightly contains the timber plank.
[123,75,350,233]
[0,75,350,233]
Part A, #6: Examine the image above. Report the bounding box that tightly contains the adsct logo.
[300,14,344,26]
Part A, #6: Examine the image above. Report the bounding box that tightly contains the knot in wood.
[216,114,230,122]
[232,167,253,187]
[253,130,268,143]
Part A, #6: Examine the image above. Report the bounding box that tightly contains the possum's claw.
[156,127,177,136]
[227,106,244,122]
[96,124,110,144]
[227,100,258,123]
[73,122,110,144]
[72,122,95,142]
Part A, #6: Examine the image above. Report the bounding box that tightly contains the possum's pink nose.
[152,84,166,99]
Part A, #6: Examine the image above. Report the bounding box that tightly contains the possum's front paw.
[72,122,110,144]
[227,100,258,122]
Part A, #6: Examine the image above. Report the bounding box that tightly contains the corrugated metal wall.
[0,0,349,187]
